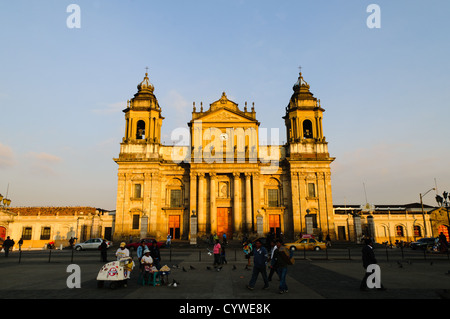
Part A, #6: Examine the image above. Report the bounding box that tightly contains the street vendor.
[116,242,130,260]
[141,248,157,284]
[141,248,154,267]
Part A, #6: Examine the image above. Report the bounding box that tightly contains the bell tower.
[284,71,336,239]
[283,72,330,159]
[119,71,164,160]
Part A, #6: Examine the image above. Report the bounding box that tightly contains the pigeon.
[232,265,237,270]
[430,262,434,266]
[216,266,222,272]
[190,265,196,270]
[397,261,403,268]
[172,264,179,269]
[182,266,187,272]
[173,279,180,285]
[206,266,212,270]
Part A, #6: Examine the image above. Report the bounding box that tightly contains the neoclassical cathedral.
[113,71,336,242]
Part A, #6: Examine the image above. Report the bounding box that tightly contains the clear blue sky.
[1,0,449,210]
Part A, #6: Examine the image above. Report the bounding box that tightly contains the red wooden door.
[217,208,232,238]
[168,215,180,239]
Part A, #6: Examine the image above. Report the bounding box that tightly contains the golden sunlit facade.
[113,72,336,242]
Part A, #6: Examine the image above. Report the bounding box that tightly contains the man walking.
[360,238,386,291]
[273,239,290,294]
[247,239,269,290]
[2,236,14,257]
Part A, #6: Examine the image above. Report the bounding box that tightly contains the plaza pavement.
[1,241,449,301]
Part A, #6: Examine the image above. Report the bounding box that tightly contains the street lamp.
[420,188,435,237]
[435,191,450,238]
[0,193,12,208]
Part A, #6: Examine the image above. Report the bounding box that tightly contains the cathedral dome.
[293,72,310,92]
[137,72,154,93]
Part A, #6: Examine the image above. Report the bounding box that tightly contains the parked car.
[74,238,113,251]
[284,238,326,251]
[410,237,437,250]
[125,238,166,251]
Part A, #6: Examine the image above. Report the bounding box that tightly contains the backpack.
[280,248,295,265]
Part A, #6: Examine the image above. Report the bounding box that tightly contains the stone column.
[233,172,241,234]
[252,172,261,229]
[189,172,197,233]
[198,172,206,234]
[290,172,300,236]
[190,211,198,245]
[245,173,252,232]
[210,172,217,234]
[256,211,264,237]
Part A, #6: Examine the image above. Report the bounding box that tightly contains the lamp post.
[420,188,435,237]
[435,191,450,239]
[0,193,12,209]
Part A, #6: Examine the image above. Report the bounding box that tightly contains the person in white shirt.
[268,240,279,281]
[141,248,155,283]
[116,242,130,260]
[141,248,154,267]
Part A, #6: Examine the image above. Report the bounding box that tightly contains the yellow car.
[284,238,326,251]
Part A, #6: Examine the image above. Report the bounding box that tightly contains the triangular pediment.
[194,108,257,123]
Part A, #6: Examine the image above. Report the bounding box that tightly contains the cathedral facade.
[113,71,335,242]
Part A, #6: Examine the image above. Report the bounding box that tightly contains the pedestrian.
[69,237,74,249]
[213,239,221,267]
[273,239,290,294]
[99,239,108,262]
[243,240,253,269]
[360,238,386,291]
[18,238,23,251]
[150,240,162,270]
[137,240,146,262]
[268,240,279,281]
[166,233,172,248]
[246,239,269,290]
[220,242,227,264]
[2,236,14,257]
[326,234,331,247]
[438,232,448,253]
[222,233,227,246]
[116,242,130,260]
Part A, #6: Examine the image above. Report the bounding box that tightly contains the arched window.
[413,225,422,237]
[396,225,404,237]
[303,119,313,138]
[136,120,145,139]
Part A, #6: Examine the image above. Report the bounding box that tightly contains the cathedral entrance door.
[269,214,281,238]
[217,208,232,239]
[168,215,181,240]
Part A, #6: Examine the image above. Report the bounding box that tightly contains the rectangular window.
[268,189,279,207]
[22,227,32,240]
[308,183,316,198]
[132,214,140,230]
[170,189,182,208]
[40,227,51,240]
[134,184,142,198]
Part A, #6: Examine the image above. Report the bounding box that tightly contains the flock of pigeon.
[167,261,251,288]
